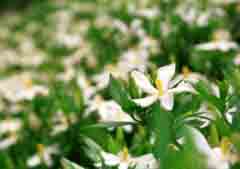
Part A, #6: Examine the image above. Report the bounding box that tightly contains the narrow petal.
[160,93,174,111]
[157,64,176,91]
[131,71,157,94]
[169,81,196,94]
[133,95,158,107]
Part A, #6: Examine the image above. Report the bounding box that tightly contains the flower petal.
[101,151,120,166]
[157,64,176,91]
[133,95,158,107]
[131,71,157,94]
[160,93,174,111]
[169,81,196,94]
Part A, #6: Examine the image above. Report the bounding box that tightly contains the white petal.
[119,162,129,169]
[160,93,174,111]
[101,151,120,166]
[133,95,158,107]
[157,64,176,91]
[169,81,196,94]
[27,155,41,167]
[133,154,159,169]
[131,71,157,94]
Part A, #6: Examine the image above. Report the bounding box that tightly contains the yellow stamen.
[37,144,45,157]
[121,147,129,161]
[23,79,33,89]
[106,64,115,73]
[220,137,231,155]
[155,79,164,96]
[95,95,103,105]
[182,66,191,78]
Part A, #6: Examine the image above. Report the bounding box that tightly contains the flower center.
[120,147,129,162]
[182,66,190,78]
[37,144,45,158]
[23,79,33,89]
[220,138,231,155]
[155,79,164,96]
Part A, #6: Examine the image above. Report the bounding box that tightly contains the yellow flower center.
[23,79,33,89]
[220,137,231,155]
[182,66,191,78]
[37,144,45,157]
[121,147,129,161]
[155,79,164,96]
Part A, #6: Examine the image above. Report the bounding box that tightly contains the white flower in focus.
[131,64,195,110]
[97,148,159,169]
[27,144,60,168]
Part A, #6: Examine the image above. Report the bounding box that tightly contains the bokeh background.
[1,0,240,169]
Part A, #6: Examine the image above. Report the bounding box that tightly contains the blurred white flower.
[0,134,18,150]
[134,7,160,19]
[0,73,49,103]
[132,64,195,110]
[195,29,238,52]
[77,74,97,103]
[97,148,159,169]
[27,144,60,168]
[187,127,238,169]
[195,41,238,52]
[0,118,22,135]
[86,95,134,132]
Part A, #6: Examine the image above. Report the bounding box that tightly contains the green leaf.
[108,75,136,112]
[79,121,137,131]
[208,124,219,146]
[195,81,225,112]
[61,158,84,169]
[176,125,210,169]
[148,103,172,167]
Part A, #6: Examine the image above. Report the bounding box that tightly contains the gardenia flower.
[0,73,48,103]
[97,147,159,169]
[0,118,22,135]
[186,127,239,169]
[131,64,195,110]
[174,66,207,84]
[0,133,18,150]
[195,41,238,52]
[86,95,134,132]
[27,144,60,168]
[195,29,238,52]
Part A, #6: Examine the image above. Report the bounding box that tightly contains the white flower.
[196,29,238,52]
[131,64,195,110]
[184,127,238,169]
[0,118,22,135]
[77,74,97,103]
[0,134,18,150]
[234,54,240,65]
[195,41,238,52]
[0,73,48,103]
[97,148,159,169]
[134,7,160,19]
[86,96,134,132]
[174,66,207,84]
[27,144,60,168]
